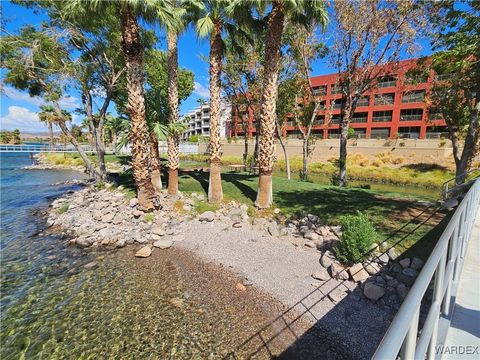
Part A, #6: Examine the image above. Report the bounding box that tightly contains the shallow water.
[0,153,289,358]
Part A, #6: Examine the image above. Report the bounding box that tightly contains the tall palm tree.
[38,105,56,146]
[251,0,328,208]
[186,0,252,203]
[166,25,181,195]
[64,0,177,210]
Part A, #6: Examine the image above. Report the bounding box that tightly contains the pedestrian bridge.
[374,178,480,359]
[0,144,98,153]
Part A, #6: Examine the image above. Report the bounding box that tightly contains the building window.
[398,126,421,139]
[400,108,423,121]
[402,90,425,103]
[377,76,396,88]
[332,98,346,109]
[371,128,390,139]
[312,85,327,96]
[372,110,393,122]
[331,114,343,124]
[434,72,456,82]
[351,112,368,123]
[331,84,343,95]
[356,96,370,107]
[374,93,395,105]
[315,115,325,124]
[428,109,443,120]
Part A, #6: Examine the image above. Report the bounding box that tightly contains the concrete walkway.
[443,210,480,359]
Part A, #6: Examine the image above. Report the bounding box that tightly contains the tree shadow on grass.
[401,163,450,172]
[180,169,209,195]
[222,173,258,203]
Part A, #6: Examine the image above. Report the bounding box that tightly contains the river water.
[0,153,287,359]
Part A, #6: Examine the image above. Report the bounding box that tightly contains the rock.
[76,236,94,248]
[169,297,183,308]
[152,225,165,236]
[307,214,319,224]
[396,283,409,300]
[84,261,97,269]
[363,282,385,301]
[268,221,280,237]
[312,268,330,281]
[232,222,242,228]
[320,250,336,268]
[315,226,331,237]
[129,198,138,207]
[304,231,319,241]
[330,226,342,237]
[112,213,124,225]
[135,246,152,258]
[92,210,102,221]
[304,241,316,248]
[387,248,399,261]
[330,263,349,280]
[171,235,184,242]
[391,263,403,273]
[198,211,215,222]
[376,253,390,265]
[235,283,246,291]
[132,209,144,218]
[328,288,346,303]
[101,212,115,223]
[349,263,370,282]
[273,208,281,214]
[399,258,411,268]
[410,257,424,270]
[115,238,126,248]
[364,262,381,275]
[153,239,173,249]
[151,234,161,241]
[402,268,418,277]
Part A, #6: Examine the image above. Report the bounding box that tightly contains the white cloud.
[0,106,45,132]
[2,86,80,110]
[193,82,210,98]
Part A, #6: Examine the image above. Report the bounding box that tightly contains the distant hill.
[20,131,61,139]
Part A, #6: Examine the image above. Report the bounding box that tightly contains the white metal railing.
[0,144,98,153]
[373,178,480,360]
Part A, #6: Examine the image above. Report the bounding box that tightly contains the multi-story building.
[180,100,231,141]
[230,59,448,140]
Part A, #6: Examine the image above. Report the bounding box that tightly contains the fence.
[373,178,480,359]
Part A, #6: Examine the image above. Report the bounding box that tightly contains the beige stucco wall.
[197,138,463,163]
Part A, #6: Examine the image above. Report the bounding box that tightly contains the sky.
[0,0,434,133]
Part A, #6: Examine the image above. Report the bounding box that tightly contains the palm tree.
[251,0,328,208]
[186,0,252,203]
[38,105,56,146]
[64,0,178,210]
[166,25,181,196]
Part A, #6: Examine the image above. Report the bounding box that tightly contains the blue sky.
[0,0,434,133]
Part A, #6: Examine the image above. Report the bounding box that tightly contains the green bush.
[334,212,378,265]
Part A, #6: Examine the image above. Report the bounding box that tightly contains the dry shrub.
[392,156,405,165]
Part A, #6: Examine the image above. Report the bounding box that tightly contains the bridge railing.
[373,178,480,360]
[0,144,98,152]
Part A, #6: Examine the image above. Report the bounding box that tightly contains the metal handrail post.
[427,251,447,359]
[400,308,420,359]
[442,225,459,316]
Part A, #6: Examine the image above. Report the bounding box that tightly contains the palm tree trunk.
[120,7,156,210]
[255,2,285,208]
[48,122,54,146]
[166,27,180,196]
[149,133,163,193]
[275,119,290,180]
[208,20,224,203]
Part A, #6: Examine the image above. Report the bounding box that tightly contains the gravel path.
[176,220,393,359]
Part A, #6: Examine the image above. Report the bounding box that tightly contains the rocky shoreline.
[45,182,429,358]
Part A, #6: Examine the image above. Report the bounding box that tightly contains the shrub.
[334,212,378,265]
[58,203,70,214]
[144,213,155,222]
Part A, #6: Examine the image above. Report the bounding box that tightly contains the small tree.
[329,0,425,187]
[426,1,479,184]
